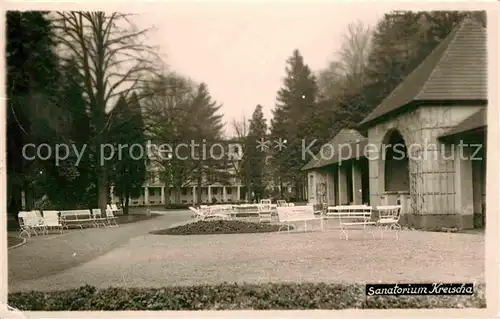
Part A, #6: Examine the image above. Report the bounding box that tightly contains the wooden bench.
[324,205,376,240]
[276,205,319,232]
[59,210,94,229]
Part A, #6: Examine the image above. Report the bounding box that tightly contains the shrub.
[8,283,485,311]
[150,220,292,235]
[33,195,55,210]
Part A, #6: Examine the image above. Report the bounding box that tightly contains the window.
[182,188,187,196]
[227,187,232,195]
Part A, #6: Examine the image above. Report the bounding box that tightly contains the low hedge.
[8,282,485,310]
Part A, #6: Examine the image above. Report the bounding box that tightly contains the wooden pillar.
[455,145,474,229]
[338,165,348,205]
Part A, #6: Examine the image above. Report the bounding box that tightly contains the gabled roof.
[439,108,486,140]
[359,18,487,127]
[301,129,367,171]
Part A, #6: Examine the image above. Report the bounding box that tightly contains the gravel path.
[9,212,484,293]
[8,210,190,283]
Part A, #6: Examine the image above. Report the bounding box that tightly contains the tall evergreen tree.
[242,105,268,201]
[7,11,61,215]
[270,49,318,200]
[34,58,95,209]
[188,83,225,204]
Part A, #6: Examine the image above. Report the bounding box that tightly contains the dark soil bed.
[149,220,293,235]
[8,236,24,248]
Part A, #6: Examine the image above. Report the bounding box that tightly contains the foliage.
[270,49,320,199]
[6,11,61,215]
[142,73,226,204]
[8,283,485,310]
[242,105,268,201]
[109,93,147,214]
[306,10,487,171]
[54,11,161,211]
[33,196,55,211]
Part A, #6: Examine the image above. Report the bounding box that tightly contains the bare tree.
[231,114,249,140]
[317,20,372,100]
[228,115,249,199]
[141,72,196,204]
[54,11,162,211]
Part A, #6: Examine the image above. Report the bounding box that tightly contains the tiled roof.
[359,18,487,127]
[439,108,486,139]
[301,129,367,170]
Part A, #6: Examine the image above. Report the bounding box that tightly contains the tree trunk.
[124,196,130,215]
[294,179,301,201]
[174,186,181,204]
[8,184,22,218]
[194,160,203,205]
[279,178,284,198]
[122,190,130,215]
[98,167,108,214]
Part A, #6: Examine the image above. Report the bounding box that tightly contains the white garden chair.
[258,199,273,223]
[42,210,63,233]
[105,209,119,227]
[277,200,287,207]
[18,211,47,238]
[189,206,230,221]
[189,206,205,220]
[376,205,402,239]
[110,204,123,215]
[91,208,108,228]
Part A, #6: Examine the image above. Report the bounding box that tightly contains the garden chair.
[42,210,63,234]
[277,200,287,207]
[258,199,273,223]
[110,204,123,215]
[189,206,230,221]
[91,208,108,228]
[105,209,119,227]
[376,205,402,239]
[18,211,47,238]
[189,206,205,220]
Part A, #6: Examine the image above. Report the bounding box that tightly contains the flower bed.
[149,220,292,235]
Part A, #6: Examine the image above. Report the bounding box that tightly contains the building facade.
[111,141,248,206]
[303,19,486,230]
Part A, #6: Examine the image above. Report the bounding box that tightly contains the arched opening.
[383,129,410,192]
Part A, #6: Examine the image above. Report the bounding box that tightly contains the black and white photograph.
[3,2,495,315]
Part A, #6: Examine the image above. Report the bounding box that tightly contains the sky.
[133,3,389,136]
